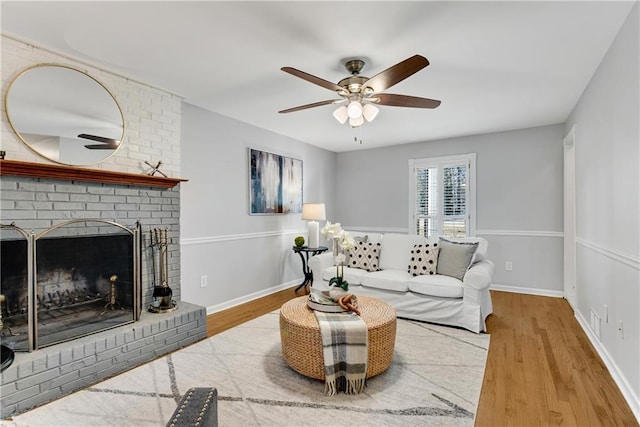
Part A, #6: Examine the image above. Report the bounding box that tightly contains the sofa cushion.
[408,243,439,276]
[360,270,412,292]
[321,266,367,286]
[349,241,381,272]
[436,238,479,280]
[407,274,464,298]
[379,233,426,271]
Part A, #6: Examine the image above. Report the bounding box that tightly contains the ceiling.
[1,1,635,153]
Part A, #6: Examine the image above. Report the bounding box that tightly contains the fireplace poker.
[150,230,157,287]
[162,228,169,287]
[157,229,164,287]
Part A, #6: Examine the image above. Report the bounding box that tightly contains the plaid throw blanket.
[314,311,368,396]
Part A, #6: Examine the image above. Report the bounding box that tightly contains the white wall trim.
[181,229,306,246]
[343,226,409,234]
[490,283,564,298]
[576,237,640,270]
[205,279,299,315]
[574,309,640,423]
[477,229,564,238]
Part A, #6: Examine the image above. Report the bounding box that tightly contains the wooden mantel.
[0,160,187,189]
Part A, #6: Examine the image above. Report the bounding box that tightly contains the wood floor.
[206,288,638,426]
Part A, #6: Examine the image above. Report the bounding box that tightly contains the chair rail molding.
[180,229,306,246]
[576,237,640,270]
[476,229,564,238]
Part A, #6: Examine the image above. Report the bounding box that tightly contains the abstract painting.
[249,148,302,214]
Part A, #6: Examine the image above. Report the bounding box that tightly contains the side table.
[292,245,328,293]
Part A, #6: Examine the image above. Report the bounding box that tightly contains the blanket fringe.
[346,378,366,395]
[325,377,366,396]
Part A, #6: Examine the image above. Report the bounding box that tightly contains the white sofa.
[309,232,494,333]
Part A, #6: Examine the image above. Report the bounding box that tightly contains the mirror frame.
[4,63,126,166]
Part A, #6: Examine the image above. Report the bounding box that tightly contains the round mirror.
[5,64,125,166]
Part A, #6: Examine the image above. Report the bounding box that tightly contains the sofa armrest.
[309,252,334,283]
[462,260,494,305]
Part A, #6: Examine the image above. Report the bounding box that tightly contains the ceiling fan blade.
[362,55,429,93]
[281,67,344,93]
[279,99,343,114]
[78,133,120,144]
[375,93,441,109]
[84,144,118,150]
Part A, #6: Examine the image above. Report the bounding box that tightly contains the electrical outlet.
[200,275,208,288]
[504,261,513,271]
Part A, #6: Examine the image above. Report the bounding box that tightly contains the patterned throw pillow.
[408,243,439,276]
[349,241,381,272]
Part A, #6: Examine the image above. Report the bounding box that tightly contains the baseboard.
[490,283,564,298]
[205,279,300,315]
[574,310,640,423]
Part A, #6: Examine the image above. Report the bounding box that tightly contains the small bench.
[166,387,217,427]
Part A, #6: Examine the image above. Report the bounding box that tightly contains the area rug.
[1,311,489,427]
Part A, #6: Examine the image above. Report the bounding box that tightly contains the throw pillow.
[349,241,381,272]
[436,238,479,280]
[408,243,439,276]
[353,234,369,243]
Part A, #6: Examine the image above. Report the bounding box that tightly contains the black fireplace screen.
[1,220,141,351]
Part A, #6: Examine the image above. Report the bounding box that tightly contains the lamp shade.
[347,101,363,119]
[349,115,364,127]
[333,106,348,124]
[301,203,326,221]
[363,103,379,122]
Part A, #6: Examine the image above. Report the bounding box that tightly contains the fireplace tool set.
[149,228,177,313]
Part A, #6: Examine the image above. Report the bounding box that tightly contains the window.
[409,153,476,237]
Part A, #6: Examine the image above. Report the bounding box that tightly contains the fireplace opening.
[1,220,141,351]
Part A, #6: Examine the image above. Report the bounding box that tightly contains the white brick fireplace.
[0,36,205,418]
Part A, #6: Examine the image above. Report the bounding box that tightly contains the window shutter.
[411,155,474,237]
[415,166,438,237]
[441,163,468,237]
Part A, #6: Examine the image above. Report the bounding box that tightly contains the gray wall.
[565,3,639,412]
[335,124,565,294]
[179,103,336,311]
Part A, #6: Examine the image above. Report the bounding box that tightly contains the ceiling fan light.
[347,101,363,119]
[333,106,348,124]
[362,104,379,122]
[349,115,364,127]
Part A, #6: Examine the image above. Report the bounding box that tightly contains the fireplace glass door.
[1,220,141,351]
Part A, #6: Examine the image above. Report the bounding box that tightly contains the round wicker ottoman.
[279,295,397,380]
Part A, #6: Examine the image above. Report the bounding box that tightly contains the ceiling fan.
[78,133,120,150]
[278,54,441,127]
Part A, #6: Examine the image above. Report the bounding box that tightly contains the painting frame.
[249,148,303,215]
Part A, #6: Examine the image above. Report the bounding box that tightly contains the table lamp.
[301,203,325,248]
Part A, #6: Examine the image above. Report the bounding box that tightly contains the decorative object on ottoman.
[308,290,360,315]
[294,235,305,247]
[321,221,356,291]
[166,387,218,427]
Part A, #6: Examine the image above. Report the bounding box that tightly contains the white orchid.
[337,232,356,252]
[321,221,343,239]
[321,221,356,291]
